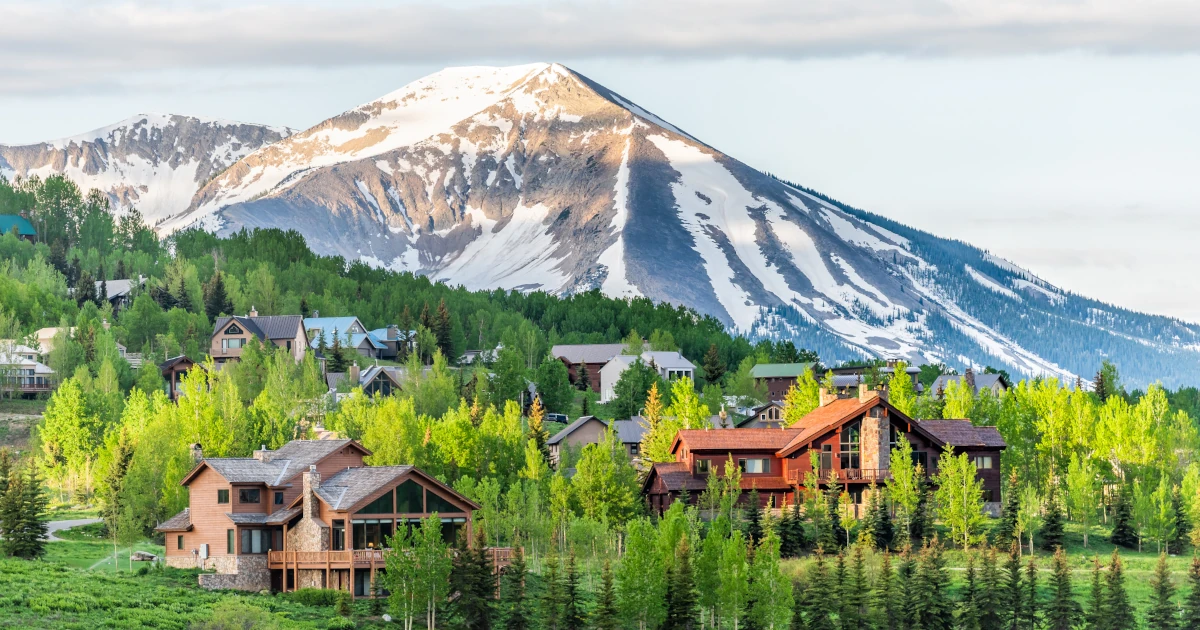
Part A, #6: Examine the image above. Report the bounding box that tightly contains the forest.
[4,172,1200,629]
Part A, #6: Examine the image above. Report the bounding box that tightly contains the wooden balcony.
[268,547,517,571]
[785,468,892,485]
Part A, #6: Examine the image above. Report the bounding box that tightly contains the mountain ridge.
[8,64,1199,386]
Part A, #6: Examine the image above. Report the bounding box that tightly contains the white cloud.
[4,0,1200,94]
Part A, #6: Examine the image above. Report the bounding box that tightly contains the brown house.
[552,343,625,393]
[643,385,1005,516]
[210,311,307,364]
[159,355,195,401]
[750,363,815,400]
[157,438,493,597]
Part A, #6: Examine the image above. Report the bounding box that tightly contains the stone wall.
[297,569,327,590]
[166,554,238,572]
[286,516,330,552]
[197,555,270,592]
[860,410,890,471]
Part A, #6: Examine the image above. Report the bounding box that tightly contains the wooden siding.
[169,466,235,560]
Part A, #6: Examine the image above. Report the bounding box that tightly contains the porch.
[783,467,893,485]
[267,547,518,598]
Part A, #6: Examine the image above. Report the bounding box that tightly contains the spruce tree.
[665,539,699,630]
[1002,546,1025,630]
[1044,547,1081,630]
[592,560,618,630]
[435,298,453,359]
[1040,485,1066,551]
[1110,484,1138,548]
[995,471,1021,548]
[204,271,233,321]
[873,551,899,630]
[745,489,764,545]
[897,548,921,630]
[1181,555,1200,628]
[912,541,952,630]
[873,488,894,551]
[541,557,563,630]
[0,449,11,497]
[840,546,868,628]
[788,498,809,555]
[1085,556,1104,630]
[777,504,796,558]
[561,552,586,629]
[328,329,349,373]
[1147,552,1178,630]
[860,489,880,548]
[958,552,982,630]
[702,343,726,385]
[75,269,97,306]
[790,581,807,630]
[576,361,590,391]
[175,276,193,312]
[449,529,494,630]
[526,397,551,466]
[0,464,49,558]
[500,547,530,630]
[910,476,931,548]
[1023,556,1040,629]
[1103,549,1137,630]
[977,547,1005,630]
[1172,485,1191,554]
[804,552,836,630]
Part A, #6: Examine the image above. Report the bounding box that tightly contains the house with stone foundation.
[157,437,496,597]
[642,384,1006,517]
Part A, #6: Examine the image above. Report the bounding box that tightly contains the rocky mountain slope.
[13,65,1200,385]
[0,114,292,225]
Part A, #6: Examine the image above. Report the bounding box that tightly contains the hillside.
[9,64,1199,386]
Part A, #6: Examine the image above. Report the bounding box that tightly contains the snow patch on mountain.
[965,265,1021,301]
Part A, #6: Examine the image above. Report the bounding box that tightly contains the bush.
[335,591,352,617]
[287,588,341,607]
[326,617,356,630]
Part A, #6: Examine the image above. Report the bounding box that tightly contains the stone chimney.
[253,444,269,462]
[387,325,398,340]
[190,443,203,462]
[818,387,838,407]
[312,309,319,318]
[860,404,890,472]
[858,383,880,403]
[248,306,258,317]
[302,465,321,519]
[964,367,976,393]
[349,363,361,383]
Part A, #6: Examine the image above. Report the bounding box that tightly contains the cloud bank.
[4,0,1200,93]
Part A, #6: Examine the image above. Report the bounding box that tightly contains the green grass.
[43,538,166,571]
[0,558,389,629]
[45,506,100,520]
[0,398,47,415]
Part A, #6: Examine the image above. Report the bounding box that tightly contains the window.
[227,529,235,555]
[360,490,395,515]
[217,489,229,504]
[274,491,284,505]
[239,489,261,504]
[974,456,994,470]
[840,422,861,469]
[352,519,394,550]
[889,425,902,451]
[222,338,245,349]
[332,520,346,551]
[426,489,459,514]
[225,324,243,335]
[738,458,770,474]
[694,459,711,475]
[912,451,929,472]
[396,480,424,513]
[820,444,833,471]
[286,340,292,351]
[177,535,184,550]
[629,443,639,456]
[983,489,996,502]
[848,487,864,505]
[241,529,272,554]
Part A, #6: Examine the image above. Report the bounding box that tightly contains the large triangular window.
[225,324,243,335]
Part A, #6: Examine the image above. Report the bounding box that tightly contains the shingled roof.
[314,466,415,511]
[917,420,1007,449]
[156,509,192,532]
[645,462,795,494]
[672,428,801,454]
[181,439,363,486]
[551,343,626,365]
[213,315,304,341]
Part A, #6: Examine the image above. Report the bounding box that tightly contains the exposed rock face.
[14,64,1200,384]
[0,113,292,226]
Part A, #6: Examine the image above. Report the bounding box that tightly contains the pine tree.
[541,557,563,630]
[0,449,11,499]
[1044,547,1081,630]
[435,298,453,359]
[977,547,1004,630]
[1085,555,1104,630]
[1110,485,1138,548]
[873,552,899,630]
[702,343,726,385]
[450,529,494,630]
[561,552,586,629]
[897,549,921,630]
[1023,556,1040,629]
[841,545,868,628]
[804,552,836,630]
[75,269,97,306]
[745,489,764,545]
[204,271,233,321]
[1103,549,1137,630]
[328,329,349,373]
[0,464,49,558]
[665,538,699,630]
[1148,552,1179,630]
[175,276,193,312]
[912,541,952,630]
[1172,485,1191,554]
[786,498,809,556]
[777,504,796,558]
[592,560,618,630]
[873,487,894,550]
[98,279,108,305]
[790,581,807,630]
[859,488,880,548]
[995,470,1021,548]
[576,361,590,391]
[500,547,531,630]
[419,302,433,333]
[910,476,931,548]
[1002,546,1025,630]
[958,552,982,630]
[1040,485,1066,551]
[1181,555,1200,628]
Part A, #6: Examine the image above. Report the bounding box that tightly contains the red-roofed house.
[643,384,1006,515]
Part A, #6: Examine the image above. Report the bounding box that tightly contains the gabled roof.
[95,277,144,299]
[213,315,304,341]
[159,355,194,371]
[671,428,801,454]
[551,343,626,365]
[548,415,606,445]
[750,363,815,379]
[306,316,386,350]
[611,418,647,444]
[776,394,947,457]
[0,215,35,236]
[310,465,482,513]
[180,439,367,486]
[917,420,1007,449]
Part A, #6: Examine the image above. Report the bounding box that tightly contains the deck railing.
[268,547,516,569]
[784,468,893,485]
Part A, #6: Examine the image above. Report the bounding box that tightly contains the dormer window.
[225,324,243,335]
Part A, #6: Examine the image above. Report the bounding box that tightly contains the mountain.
[0,113,292,225]
[25,64,1200,386]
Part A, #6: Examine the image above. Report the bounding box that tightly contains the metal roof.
[0,215,35,236]
[213,315,303,341]
[551,343,627,365]
[750,363,815,378]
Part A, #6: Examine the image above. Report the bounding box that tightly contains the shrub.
[335,591,352,617]
[287,588,340,607]
[326,617,357,630]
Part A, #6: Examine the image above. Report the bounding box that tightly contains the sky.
[3,0,1199,322]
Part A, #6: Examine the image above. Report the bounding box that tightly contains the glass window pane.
[396,480,424,513]
[360,489,394,514]
[426,489,460,514]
